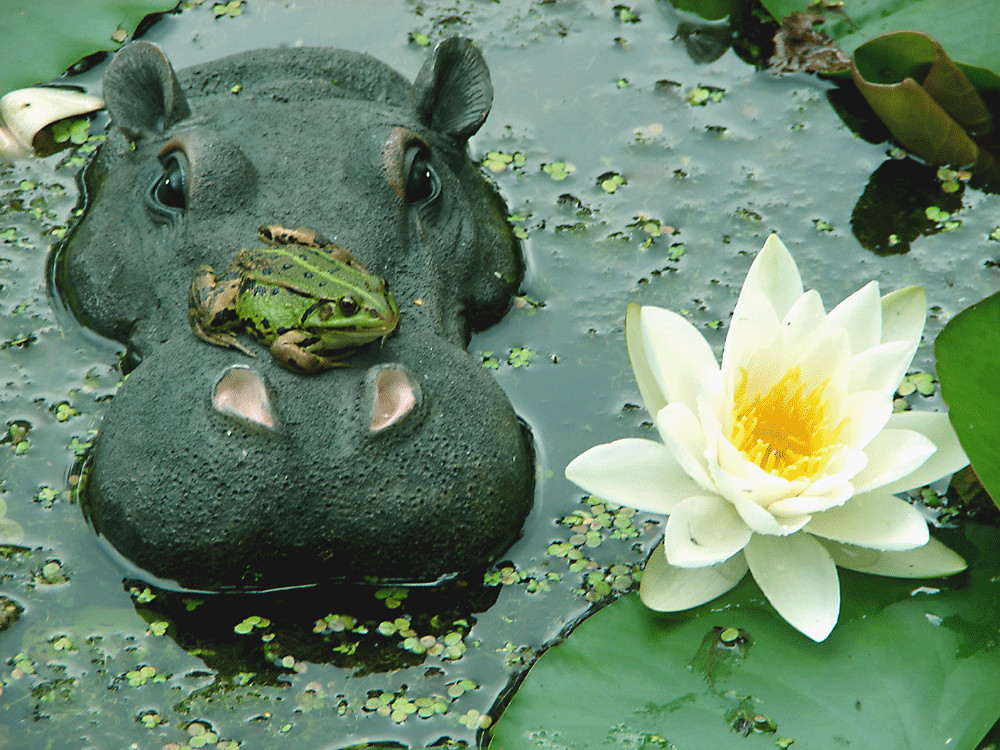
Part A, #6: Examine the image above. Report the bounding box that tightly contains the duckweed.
[482,150,525,173]
[39,560,67,584]
[898,372,936,397]
[687,86,724,105]
[375,587,407,608]
[508,347,536,368]
[233,615,271,635]
[125,664,164,687]
[542,161,575,181]
[212,1,243,18]
[599,172,626,193]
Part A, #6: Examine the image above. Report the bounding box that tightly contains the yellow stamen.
[731,366,844,481]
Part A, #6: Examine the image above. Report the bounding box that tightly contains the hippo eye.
[403,145,439,203]
[337,296,360,317]
[147,151,188,218]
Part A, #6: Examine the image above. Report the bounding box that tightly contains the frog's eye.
[147,150,189,220]
[402,145,440,204]
[337,297,360,317]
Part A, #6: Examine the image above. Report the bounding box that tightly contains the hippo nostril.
[370,366,420,432]
[212,366,277,429]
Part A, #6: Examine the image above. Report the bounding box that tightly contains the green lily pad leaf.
[936,291,1000,510]
[851,31,996,174]
[0,0,179,97]
[489,525,1000,750]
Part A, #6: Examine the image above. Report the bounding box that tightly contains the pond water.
[1,1,999,748]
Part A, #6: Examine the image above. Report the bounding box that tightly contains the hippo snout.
[210,362,424,436]
[367,365,422,433]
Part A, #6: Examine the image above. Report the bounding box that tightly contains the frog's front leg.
[270,331,348,374]
[188,266,255,356]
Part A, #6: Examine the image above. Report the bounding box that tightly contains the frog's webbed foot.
[191,321,257,357]
[270,331,349,374]
[188,267,255,356]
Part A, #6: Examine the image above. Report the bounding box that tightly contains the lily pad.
[850,31,997,174]
[936,292,1000,510]
[0,0,179,97]
[489,524,1000,749]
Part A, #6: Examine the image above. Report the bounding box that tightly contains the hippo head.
[59,39,533,591]
[65,38,521,356]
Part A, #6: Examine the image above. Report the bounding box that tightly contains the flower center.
[731,366,843,481]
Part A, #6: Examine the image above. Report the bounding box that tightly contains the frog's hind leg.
[188,268,256,357]
[270,331,348,374]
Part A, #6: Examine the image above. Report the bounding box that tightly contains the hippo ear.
[411,37,493,142]
[102,41,191,140]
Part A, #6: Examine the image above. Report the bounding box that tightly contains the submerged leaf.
[769,11,849,74]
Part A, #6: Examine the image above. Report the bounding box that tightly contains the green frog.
[188,225,400,374]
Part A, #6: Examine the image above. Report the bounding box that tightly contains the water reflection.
[851,157,964,255]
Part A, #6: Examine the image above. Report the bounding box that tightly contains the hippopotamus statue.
[58,38,533,591]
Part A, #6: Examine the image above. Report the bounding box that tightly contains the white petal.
[847,340,915,396]
[880,286,926,350]
[655,403,715,491]
[0,128,32,159]
[818,536,966,578]
[744,533,840,642]
[735,320,849,406]
[827,281,881,355]
[721,287,781,387]
[853,428,937,494]
[841,389,893,449]
[712,434,802,505]
[641,306,719,413]
[804,493,929,551]
[639,542,748,611]
[626,303,666,418]
[726,490,811,536]
[768,485,853,516]
[740,234,804,322]
[0,87,104,160]
[565,438,703,515]
[804,447,869,496]
[779,289,827,349]
[879,411,969,494]
[664,495,753,568]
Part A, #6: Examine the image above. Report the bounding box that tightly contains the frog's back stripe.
[241,246,384,301]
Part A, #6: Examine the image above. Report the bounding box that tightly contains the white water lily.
[566,235,969,642]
